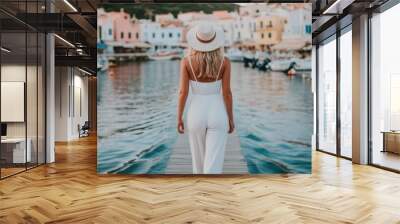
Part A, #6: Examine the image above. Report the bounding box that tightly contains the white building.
[139,20,182,50]
[259,5,312,40]
[218,19,235,46]
[280,8,311,40]
[213,11,237,47]
[233,16,256,43]
[97,8,114,43]
[139,20,161,43]
[158,25,183,47]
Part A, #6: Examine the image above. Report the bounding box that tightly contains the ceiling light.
[63,0,78,12]
[76,48,84,55]
[54,34,75,48]
[78,67,93,76]
[1,47,11,53]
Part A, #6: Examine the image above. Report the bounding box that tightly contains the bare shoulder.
[181,57,188,66]
[180,57,190,71]
[223,57,231,70]
[223,56,230,63]
[223,57,231,66]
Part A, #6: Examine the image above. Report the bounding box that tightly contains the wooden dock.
[166,133,248,174]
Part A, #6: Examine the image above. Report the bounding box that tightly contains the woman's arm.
[177,58,190,133]
[221,58,235,134]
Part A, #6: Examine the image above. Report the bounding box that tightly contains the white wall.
[1,65,35,138]
[1,63,46,164]
[54,67,89,141]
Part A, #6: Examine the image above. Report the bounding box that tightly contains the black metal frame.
[315,44,319,152]
[367,11,372,166]
[0,0,47,180]
[336,18,341,158]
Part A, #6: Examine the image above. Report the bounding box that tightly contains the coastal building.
[266,6,312,40]
[139,19,161,43]
[178,11,214,26]
[239,3,270,17]
[157,25,183,48]
[255,16,285,47]
[97,8,114,43]
[233,15,256,43]
[213,11,236,46]
[155,13,174,23]
[286,8,311,39]
[139,20,182,51]
[177,12,200,24]
[107,9,140,43]
[155,13,183,27]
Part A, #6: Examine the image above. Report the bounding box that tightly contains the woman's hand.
[228,119,235,134]
[177,119,185,134]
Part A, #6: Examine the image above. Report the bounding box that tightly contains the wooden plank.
[166,133,248,174]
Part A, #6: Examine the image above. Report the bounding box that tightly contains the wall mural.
[97,3,313,174]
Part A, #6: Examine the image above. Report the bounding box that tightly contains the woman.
[177,23,235,174]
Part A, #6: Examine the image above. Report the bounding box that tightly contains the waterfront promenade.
[166,133,248,174]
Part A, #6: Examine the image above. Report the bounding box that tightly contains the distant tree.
[144,8,153,20]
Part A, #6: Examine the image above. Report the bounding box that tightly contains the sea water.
[97,60,313,174]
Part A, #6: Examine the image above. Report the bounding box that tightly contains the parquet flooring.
[1,135,400,223]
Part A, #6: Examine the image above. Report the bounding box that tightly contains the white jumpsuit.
[186,57,228,174]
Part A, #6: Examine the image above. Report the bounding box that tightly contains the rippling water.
[231,65,313,173]
[97,60,312,174]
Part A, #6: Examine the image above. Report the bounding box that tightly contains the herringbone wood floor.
[1,135,400,224]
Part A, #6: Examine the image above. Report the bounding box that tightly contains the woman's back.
[186,55,226,95]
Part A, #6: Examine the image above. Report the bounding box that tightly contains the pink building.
[212,10,234,20]
[155,13,174,23]
[177,11,214,25]
[107,9,140,43]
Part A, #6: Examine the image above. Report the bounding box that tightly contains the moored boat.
[226,48,244,62]
[149,51,181,60]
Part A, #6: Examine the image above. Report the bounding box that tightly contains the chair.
[78,121,90,138]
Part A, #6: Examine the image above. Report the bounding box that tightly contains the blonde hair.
[189,47,223,79]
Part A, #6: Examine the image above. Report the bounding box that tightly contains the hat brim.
[187,25,225,52]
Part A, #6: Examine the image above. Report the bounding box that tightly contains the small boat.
[226,48,243,62]
[270,60,291,72]
[97,56,108,72]
[108,57,117,67]
[270,58,311,72]
[148,51,181,61]
[293,58,311,71]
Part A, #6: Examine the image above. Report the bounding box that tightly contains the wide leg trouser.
[187,95,228,174]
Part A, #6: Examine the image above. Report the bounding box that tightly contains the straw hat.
[186,22,225,52]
